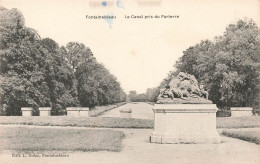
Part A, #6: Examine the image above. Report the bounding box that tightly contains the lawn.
[222,130,260,144]
[0,127,125,152]
[0,116,259,129]
[0,116,154,128]
[217,116,260,128]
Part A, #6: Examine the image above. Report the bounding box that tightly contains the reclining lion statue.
[157,72,212,104]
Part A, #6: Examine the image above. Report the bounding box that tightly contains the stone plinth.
[66,107,81,117]
[150,104,221,144]
[21,107,33,116]
[66,107,89,117]
[80,107,89,117]
[120,109,132,118]
[231,107,252,117]
[39,107,51,116]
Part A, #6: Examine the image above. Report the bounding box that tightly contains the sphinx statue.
[157,72,212,104]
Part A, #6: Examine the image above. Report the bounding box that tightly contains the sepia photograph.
[0,0,259,163]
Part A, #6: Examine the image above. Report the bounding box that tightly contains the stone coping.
[153,104,218,113]
[231,107,252,111]
[81,107,89,111]
[21,107,33,111]
[66,107,89,111]
[39,107,51,111]
[120,109,132,113]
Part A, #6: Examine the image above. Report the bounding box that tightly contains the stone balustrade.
[66,107,89,117]
[19,106,93,117]
[39,107,51,116]
[80,107,89,117]
[231,107,253,117]
[21,107,33,116]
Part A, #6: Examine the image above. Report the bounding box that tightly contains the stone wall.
[19,102,126,117]
[231,107,253,117]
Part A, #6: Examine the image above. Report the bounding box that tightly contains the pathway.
[0,125,259,164]
[99,102,154,120]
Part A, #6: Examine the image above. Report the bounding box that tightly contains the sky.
[1,0,259,94]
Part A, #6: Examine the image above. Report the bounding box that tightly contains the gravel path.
[0,125,259,164]
[99,102,154,120]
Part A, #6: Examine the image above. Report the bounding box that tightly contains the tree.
[40,38,79,115]
[0,7,50,115]
[128,91,148,102]
[173,18,260,110]
[0,8,79,115]
[60,42,94,72]
[146,87,160,102]
[74,44,125,107]
[0,7,126,115]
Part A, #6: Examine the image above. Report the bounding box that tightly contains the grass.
[222,130,260,144]
[0,127,125,152]
[217,116,260,128]
[89,102,127,117]
[0,116,259,129]
[0,116,154,128]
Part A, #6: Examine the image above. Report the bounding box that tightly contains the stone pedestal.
[80,107,89,117]
[67,107,89,117]
[231,107,252,117]
[150,104,221,144]
[66,107,81,117]
[120,109,132,118]
[21,107,33,116]
[39,107,51,116]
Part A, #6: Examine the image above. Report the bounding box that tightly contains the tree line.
[0,7,126,116]
[128,89,159,102]
[142,18,260,111]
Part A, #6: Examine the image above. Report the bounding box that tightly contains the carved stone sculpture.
[157,72,212,104]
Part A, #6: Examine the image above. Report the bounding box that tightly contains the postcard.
[0,0,259,163]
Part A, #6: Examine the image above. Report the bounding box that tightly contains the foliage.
[145,87,160,102]
[172,18,260,110]
[61,42,126,107]
[40,38,80,115]
[128,90,147,102]
[0,7,50,115]
[0,7,126,115]
[60,42,94,72]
